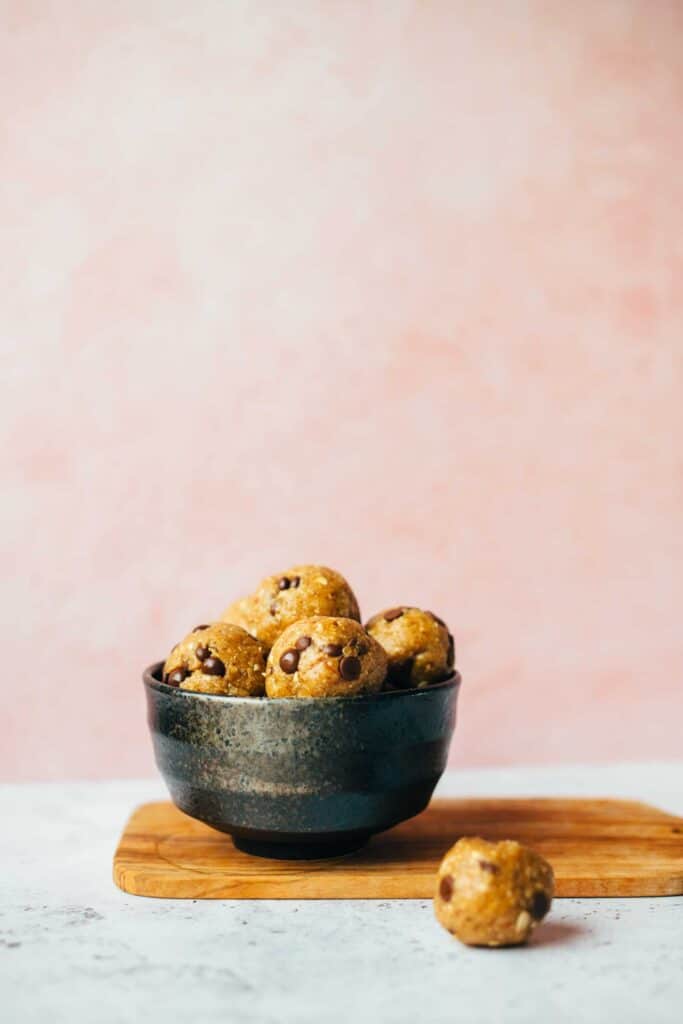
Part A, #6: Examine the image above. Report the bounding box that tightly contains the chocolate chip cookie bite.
[221,594,257,635]
[222,565,361,649]
[434,837,554,947]
[163,622,268,697]
[265,616,387,698]
[365,607,454,689]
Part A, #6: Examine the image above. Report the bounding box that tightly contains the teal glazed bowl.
[144,662,460,859]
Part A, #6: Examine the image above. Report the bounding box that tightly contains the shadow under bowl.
[144,663,460,859]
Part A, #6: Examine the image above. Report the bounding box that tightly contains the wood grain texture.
[113,798,683,900]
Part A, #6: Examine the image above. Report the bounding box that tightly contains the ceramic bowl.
[144,662,460,859]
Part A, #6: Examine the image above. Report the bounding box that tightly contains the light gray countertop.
[2,762,682,1023]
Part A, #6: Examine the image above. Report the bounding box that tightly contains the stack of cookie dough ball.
[162,563,457,698]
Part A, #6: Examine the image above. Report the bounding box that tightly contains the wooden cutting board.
[113,797,683,899]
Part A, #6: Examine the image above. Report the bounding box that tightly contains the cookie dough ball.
[266,616,387,698]
[222,565,361,649]
[434,837,554,947]
[365,607,454,689]
[221,594,257,634]
[163,622,268,697]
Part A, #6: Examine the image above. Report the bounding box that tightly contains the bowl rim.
[143,661,461,706]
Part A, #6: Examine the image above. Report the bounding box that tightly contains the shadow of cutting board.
[113,797,683,899]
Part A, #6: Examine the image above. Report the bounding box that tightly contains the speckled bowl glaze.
[144,662,460,859]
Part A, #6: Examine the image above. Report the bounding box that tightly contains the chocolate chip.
[295,636,312,651]
[324,643,343,657]
[339,656,362,681]
[356,641,368,655]
[478,860,500,874]
[195,645,210,662]
[269,601,278,616]
[530,890,550,920]
[291,576,301,588]
[166,666,189,686]
[427,611,446,627]
[193,624,210,632]
[439,876,453,902]
[278,577,290,590]
[202,657,226,677]
[384,607,404,622]
[447,633,455,667]
[388,657,414,689]
[279,649,299,674]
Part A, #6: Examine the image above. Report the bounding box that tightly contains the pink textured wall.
[3,2,682,781]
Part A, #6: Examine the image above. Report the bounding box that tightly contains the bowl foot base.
[232,834,369,860]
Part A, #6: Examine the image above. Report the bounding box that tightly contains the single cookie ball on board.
[365,607,454,689]
[434,837,554,947]
[266,616,387,698]
[163,622,268,697]
[222,565,361,649]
